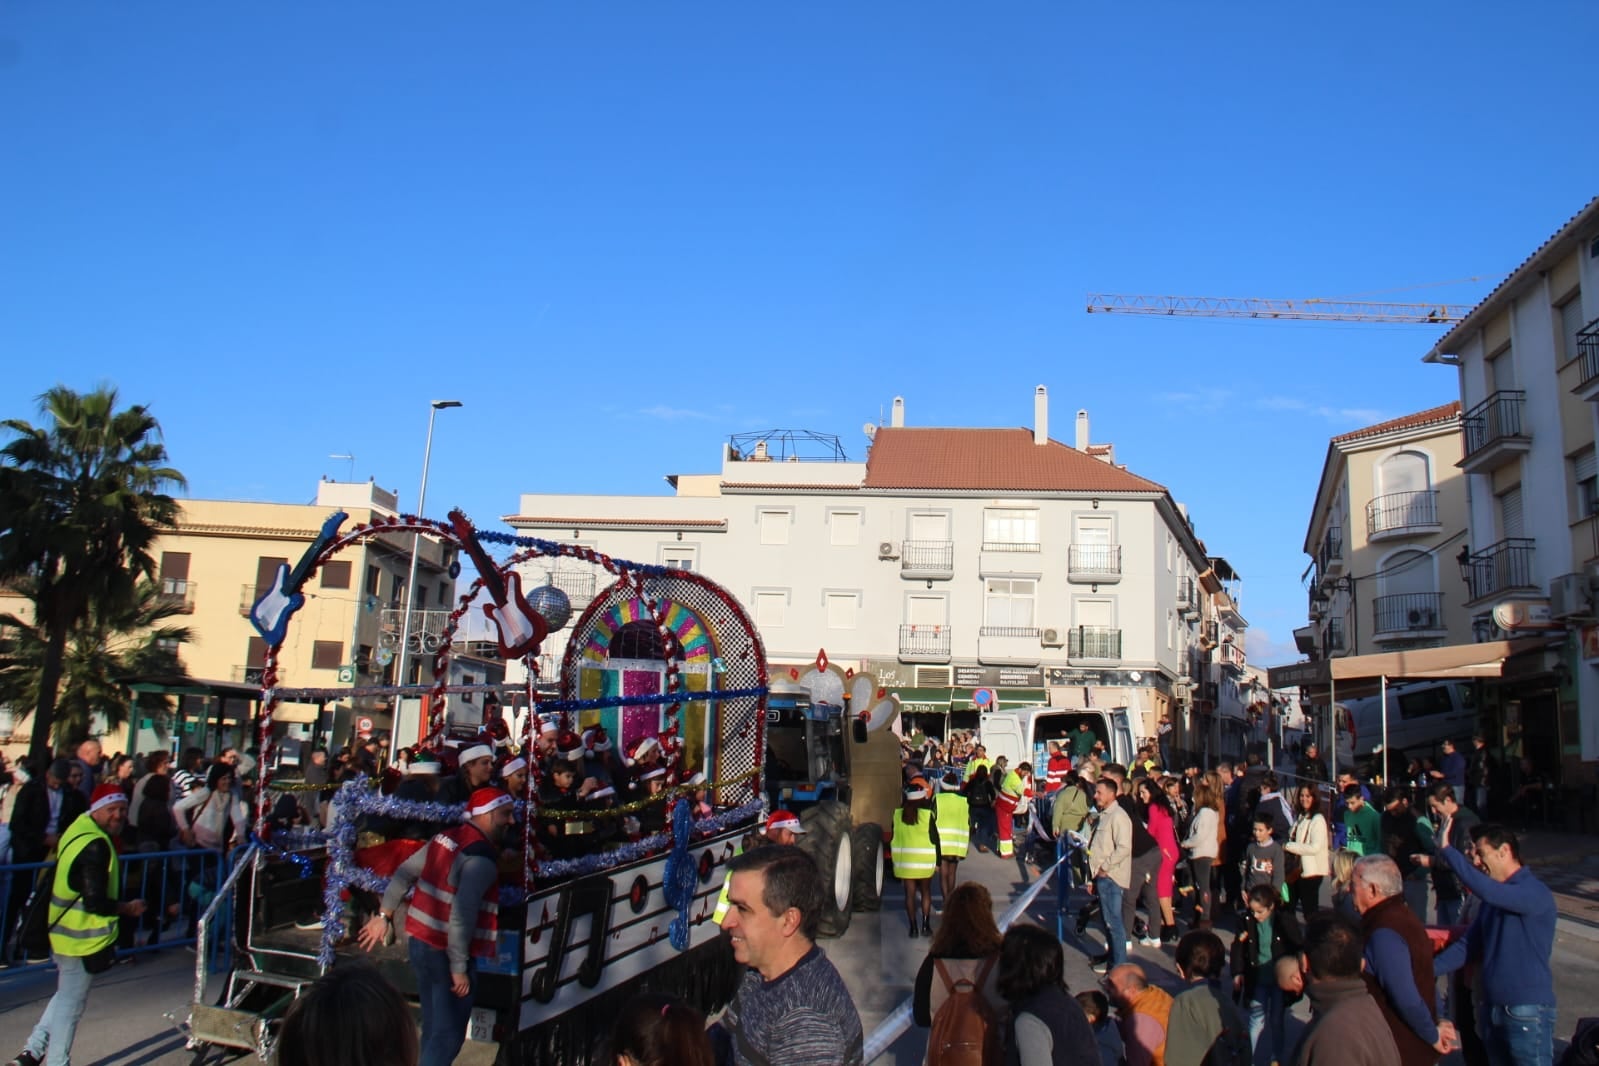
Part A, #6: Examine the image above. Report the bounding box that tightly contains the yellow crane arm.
[1085,293,1472,324]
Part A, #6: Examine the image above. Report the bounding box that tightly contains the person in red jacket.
[358,787,514,1066]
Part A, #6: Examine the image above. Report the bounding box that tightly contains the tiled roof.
[862,427,1165,493]
[1330,401,1461,445]
[1434,197,1599,353]
[503,516,728,529]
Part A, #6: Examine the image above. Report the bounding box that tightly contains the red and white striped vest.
[404,824,500,959]
[1044,754,1074,793]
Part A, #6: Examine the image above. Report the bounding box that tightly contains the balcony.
[542,567,596,605]
[157,578,197,613]
[901,540,954,580]
[1372,591,1446,641]
[1572,319,1599,402]
[1200,619,1218,648]
[1307,584,1324,620]
[380,608,452,653]
[1176,577,1197,617]
[1460,391,1530,473]
[1217,640,1246,671]
[1067,545,1122,584]
[233,665,266,686]
[1067,625,1122,662]
[977,625,1042,666]
[899,624,952,663]
[1580,513,1599,565]
[1318,528,1344,577]
[1366,490,1440,540]
[1325,617,1346,654]
[239,583,261,616]
[1461,537,1537,603]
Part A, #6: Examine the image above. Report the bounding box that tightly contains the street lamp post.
[393,400,462,751]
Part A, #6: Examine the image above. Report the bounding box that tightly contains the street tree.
[0,385,185,765]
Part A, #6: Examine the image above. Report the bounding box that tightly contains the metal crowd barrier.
[0,846,233,987]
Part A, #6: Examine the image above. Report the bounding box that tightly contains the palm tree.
[0,578,193,747]
[0,386,185,765]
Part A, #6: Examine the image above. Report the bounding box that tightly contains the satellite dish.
[862,422,877,440]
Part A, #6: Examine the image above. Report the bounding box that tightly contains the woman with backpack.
[893,778,940,937]
[965,764,997,854]
[996,922,1099,1066]
[913,882,1007,1065]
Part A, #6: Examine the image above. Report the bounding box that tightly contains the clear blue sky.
[4,1,1597,667]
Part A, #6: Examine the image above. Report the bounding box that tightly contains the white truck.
[979,704,1138,772]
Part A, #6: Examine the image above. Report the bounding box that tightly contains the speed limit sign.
[356,716,375,734]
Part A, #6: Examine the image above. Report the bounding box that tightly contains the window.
[255,556,288,595]
[660,545,697,571]
[1074,598,1113,629]
[983,578,1036,629]
[1498,486,1523,539]
[758,510,790,545]
[829,510,862,547]
[982,509,1038,548]
[460,673,477,704]
[1166,533,1174,572]
[416,583,429,607]
[905,594,947,625]
[908,511,950,542]
[1489,346,1515,392]
[1574,447,1599,518]
[159,551,191,595]
[357,644,373,674]
[825,591,859,629]
[1377,549,1434,598]
[320,560,352,589]
[1398,685,1454,721]
[365,564,381,596]
[439,582,450,605]
[311,640,344,670]
[246,636,267,669]
[388,575,404,609]
[156,636,181,655]
[1559,295,1586,363]
[753,589,788,627]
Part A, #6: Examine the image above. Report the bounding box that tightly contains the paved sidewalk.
[1519,827,1599,927]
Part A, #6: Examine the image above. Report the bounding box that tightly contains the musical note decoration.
[251,510,347,647]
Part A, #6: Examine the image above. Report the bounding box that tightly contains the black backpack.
[1561,1017,1599,1066]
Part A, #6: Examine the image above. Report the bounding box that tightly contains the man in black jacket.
[6,759,90,959]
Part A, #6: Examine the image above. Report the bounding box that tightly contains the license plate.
[468,1008,496,1043]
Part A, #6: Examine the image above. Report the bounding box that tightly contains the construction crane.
[1085,293,1473,324]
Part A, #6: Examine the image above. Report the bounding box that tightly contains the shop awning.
[892,687,954,714]
[122,675,262,700]
[951,687,1048,710]
[1266,638,1555,699]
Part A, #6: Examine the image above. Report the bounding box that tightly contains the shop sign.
[954,666,1044,688]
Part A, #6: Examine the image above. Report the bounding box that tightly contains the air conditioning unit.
[878,540,899,560]
[1173,678,1192,698]
[1550,572,1595,620]
[1040,626,1065,648]
[1406,608,1438,630]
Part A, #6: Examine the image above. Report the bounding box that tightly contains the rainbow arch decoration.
[579,597,717,664]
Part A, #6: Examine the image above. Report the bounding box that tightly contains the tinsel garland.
[536,770,756,820]
[248,830,316,878]
[534,799,761,881]
[663,799,697,950]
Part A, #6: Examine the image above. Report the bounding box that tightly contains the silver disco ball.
[527,583,573,632]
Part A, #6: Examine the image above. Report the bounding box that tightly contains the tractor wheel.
[849,823,885,912]
[798,802,854,937]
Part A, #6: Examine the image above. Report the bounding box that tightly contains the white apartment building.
[1424,196,1599,783]
[506,388,1243,749]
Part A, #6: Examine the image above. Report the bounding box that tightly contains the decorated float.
[179,508,894,1065]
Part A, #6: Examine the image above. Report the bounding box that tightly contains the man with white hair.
[1352,854,1455,1065]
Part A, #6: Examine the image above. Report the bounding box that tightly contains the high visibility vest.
[49,814,120,958]
[711,839,746,926]
[404,824,499,959]
[964,758,991,783]
[996,770,1024,805]
[1044,755,1073,792]
[890,807,937,881]
[933,793,969,860]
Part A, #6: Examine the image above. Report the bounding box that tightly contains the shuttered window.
[1573,447,1598,517]
[1499,486,1523,539]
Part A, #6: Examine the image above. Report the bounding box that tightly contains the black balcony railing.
[1367,490,1439,535]
[1176,577,1196,607]
[899,624,951,659]
[1068,545,1122,576]
[1373,591,1444,634]
[1067,626,1121,660]
[1462,537,1536,600]
[1462,390,1527,459]
[1326,617,1345,651]
[901,540,954,572]
[1576,319,1599,391]
[1319,528,1343,572]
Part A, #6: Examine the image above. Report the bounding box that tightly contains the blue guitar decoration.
[250,511,347,647]
[663,798,696,950]
[448,509,548,660]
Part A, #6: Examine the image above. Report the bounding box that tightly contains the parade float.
[178,508,898,1065]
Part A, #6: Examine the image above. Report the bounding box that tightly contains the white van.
[1339,679,1477,761]
[978,705,1138,774]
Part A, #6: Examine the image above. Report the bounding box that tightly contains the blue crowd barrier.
[0,846,232,986]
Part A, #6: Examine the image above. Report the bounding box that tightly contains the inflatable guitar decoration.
[448,509,548,660]
[250,510,348,647]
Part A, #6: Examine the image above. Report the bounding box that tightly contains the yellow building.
[1,479,456,760]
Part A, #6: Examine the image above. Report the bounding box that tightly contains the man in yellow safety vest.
[8,784,145,1066]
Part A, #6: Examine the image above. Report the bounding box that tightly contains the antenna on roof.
[329,453,355,481]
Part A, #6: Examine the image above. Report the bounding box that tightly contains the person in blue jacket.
[1432,820,1556,1066]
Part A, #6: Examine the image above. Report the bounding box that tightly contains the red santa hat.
[498,755,528,779]
[637,765,667,781]
[555,732,586,762]
[763,810,806,836]
[582,726,613,753]
[408,753,441,776]
[466,787,513,818]
[624,736,661,767]
[89,783,128,814]
[458,744,494,766]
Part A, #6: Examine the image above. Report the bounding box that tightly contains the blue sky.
[3,1,1597,667]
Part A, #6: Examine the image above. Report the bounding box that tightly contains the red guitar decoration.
[448,510,548,660]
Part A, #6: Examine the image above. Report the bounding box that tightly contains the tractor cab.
[764,690,855,809]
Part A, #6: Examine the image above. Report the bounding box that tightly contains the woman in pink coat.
[1136,777,1180,944]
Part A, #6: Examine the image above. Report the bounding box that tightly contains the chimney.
[891,396,905,427]
[1033,385,1048,445]
[1075,409,1089,450]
